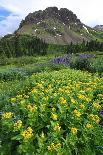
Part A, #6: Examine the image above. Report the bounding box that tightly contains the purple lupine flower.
[99,109,103,116]
[78,54,95,59]
[50,56,69,65]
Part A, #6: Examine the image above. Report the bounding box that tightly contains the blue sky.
[0,0,103,36]
[0,7,11,21]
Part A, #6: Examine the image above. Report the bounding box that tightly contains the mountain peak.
[94,25,103,31]
[19,7,82,29]
[17,7,93,44]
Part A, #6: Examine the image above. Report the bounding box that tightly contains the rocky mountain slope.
[94,25,103,31]
[16,7,98,44]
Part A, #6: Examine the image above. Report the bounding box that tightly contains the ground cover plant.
[0,69,103,155]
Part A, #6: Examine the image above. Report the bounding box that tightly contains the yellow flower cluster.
[70,97,76,104]
[2,112,12,119]
[51,113,58,121]
[30,88,38,94]
[71,127,78,135]
[80,104,85,109]
[59,97,67,105]
[89,114,100,124]
[52,107,56,112]
[13,120,22,129]
[73,109,81,117]
[21,127,33,140]
[53,123,61,132]
[78,94,91,102]
[27,104,37,112]
[97,94,103,98]
[47,142,61,151]
[86,123,93,129]
[37,83,44,89]
[92,102,101,109]
[78,94,85,100]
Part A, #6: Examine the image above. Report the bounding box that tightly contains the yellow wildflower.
[97,94,103,98]
[59,97,67,105]
[21,127,33,140]
[47,142,61,152]
[27,104,37,112]
[52,107,56,112]
[31,88,37,94]
[48,84,52,88]
[13,120,22,129]
[85,98,91,102]
[71,127,78,135]
[94,115,100,124]
[89,114,100,124]
[92,103,101,109]
[86,123,93,129]
[47,143,55,151]
[43,96,48,101]
[2,112,12,119]
[37,83,43,89]
[74,109,81,117]
[58,88,63,92]
[71,98,76,104]
[56,143,61,148]
[53,123,61,132]
[45,89,49,93]
[51,113,58,121]
[78,94,85,100]
[80,104,85,109]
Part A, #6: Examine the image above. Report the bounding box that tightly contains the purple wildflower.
[99,109,103,116]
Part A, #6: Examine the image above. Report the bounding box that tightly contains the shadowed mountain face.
[16,7,98,44]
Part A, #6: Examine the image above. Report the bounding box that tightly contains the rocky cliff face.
[19,7,83,31]
[16,7,93,44]
[94,25,103,31]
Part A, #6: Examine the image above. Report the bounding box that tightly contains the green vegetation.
[0,33,103,155]
[1,68,103,155]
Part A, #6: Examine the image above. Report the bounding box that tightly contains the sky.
[0,0,103,36]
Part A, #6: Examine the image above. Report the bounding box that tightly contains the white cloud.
[0,14,22,36]
[0,0,103,35]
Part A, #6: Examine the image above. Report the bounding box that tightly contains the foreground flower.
[89,114,100,124]
[13,120,22,130]
[51,113,58,120]
[71,127,78,135]
[92,103,101,109]
[47,142,61,152]
[99,109,103,116]
[97,94,103,98]
[21,127,33,140]
[73,109,81,117]
[78,94,85,100]
[86,123,93,129]
[2,112,12,119]
[53,123,61,132]
[27,104,37,112]
[70,98,76,104]
[59,97,67,105]
[80,104,85,109]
